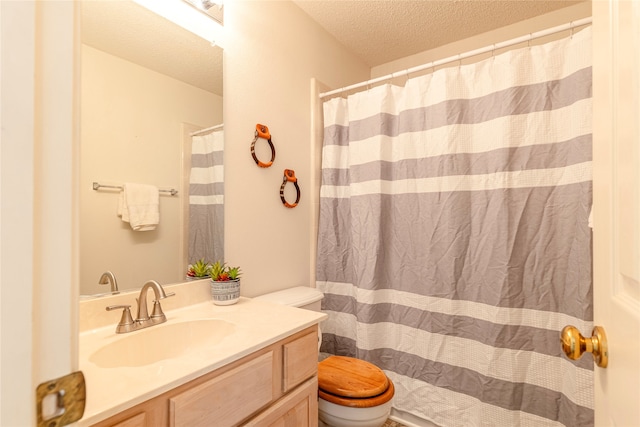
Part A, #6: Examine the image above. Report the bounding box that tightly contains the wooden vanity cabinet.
[91,326,319,427]
[243,376,318,426]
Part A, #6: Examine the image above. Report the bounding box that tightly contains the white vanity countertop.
[77,285,326,426]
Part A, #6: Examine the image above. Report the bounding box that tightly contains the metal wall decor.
[280,169,300,208]
[250,123,276,168]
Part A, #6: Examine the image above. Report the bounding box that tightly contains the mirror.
[79,0,223,296]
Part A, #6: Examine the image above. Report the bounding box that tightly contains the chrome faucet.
[98,271,119,294]
[106,280,175,334]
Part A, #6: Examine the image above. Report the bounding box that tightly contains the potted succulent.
[186,259,211,280]
[209,261,242,305]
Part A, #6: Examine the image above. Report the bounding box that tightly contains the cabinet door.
[243,377,318,427]
[282,331,318,392]
[170,351,274,427]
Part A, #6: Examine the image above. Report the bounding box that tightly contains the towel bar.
[92,182,178,196]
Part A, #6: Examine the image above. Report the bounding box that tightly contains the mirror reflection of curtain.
[189,128,224,264]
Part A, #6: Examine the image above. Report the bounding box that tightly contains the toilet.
[254,286,394,427]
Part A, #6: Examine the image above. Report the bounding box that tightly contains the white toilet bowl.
[254,287,394,427]
[318,399,392,427]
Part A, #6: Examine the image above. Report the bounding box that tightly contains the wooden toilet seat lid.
[318,356,389,398]
[318,378,395,408]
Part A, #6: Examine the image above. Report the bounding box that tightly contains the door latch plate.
[36,371,86,427]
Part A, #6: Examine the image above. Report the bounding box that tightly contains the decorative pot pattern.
[210,279,240,305]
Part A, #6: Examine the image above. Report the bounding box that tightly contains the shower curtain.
[189,129,224,264]
[316,27,593,427]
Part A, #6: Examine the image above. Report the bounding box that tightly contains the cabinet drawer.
[170,351,274,427]
[283,331,318,392]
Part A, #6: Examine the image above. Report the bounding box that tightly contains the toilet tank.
[254,286,323,312]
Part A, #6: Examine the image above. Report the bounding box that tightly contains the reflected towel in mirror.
[117,183,159,231]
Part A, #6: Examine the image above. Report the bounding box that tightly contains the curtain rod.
[190,123,224,136]
[320,17,592,99]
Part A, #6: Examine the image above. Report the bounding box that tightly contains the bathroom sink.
[89,319,235,368]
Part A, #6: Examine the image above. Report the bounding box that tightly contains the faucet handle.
[150,300,167,321]
[150,292,174,322]
[106,305,136,334]
[106,304,132,315]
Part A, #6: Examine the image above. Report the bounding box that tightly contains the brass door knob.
[560,325,608,368]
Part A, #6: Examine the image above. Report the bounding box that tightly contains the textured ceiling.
[81,1,585,95]
[81,0,223,96]
[292,0,585,67]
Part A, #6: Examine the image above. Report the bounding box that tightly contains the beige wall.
[0,1,598,423]
[80,44,222,295]
[222,1,592,299]
[223,1,370,297]
[79,3,593,297]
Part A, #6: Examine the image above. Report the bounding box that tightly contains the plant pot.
[210,279,240,305]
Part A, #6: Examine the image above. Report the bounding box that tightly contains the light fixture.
[184,0,222,12]
[132,0,224,48]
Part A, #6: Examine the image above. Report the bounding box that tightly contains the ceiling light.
[132,0,224,48]
[184,0,222,12]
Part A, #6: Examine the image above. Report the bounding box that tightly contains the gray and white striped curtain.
[189,129,224,264]
[317,27,593,427]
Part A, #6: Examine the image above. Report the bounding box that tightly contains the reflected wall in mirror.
[80,0,223,296]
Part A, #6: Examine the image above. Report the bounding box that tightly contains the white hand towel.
[117,191,129,222]
[118,183,160,231]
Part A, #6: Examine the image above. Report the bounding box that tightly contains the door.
[0,1,79,425]
[592,0,640,425]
